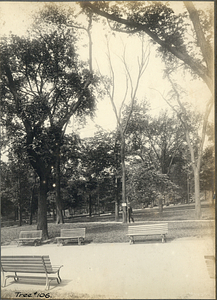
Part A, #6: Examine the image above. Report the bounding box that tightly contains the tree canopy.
[81,1,214,92]
[0,8,98,237]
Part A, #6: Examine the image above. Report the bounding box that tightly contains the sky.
[0,1,213,139]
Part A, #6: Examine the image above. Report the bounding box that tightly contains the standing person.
[128,204,134,223]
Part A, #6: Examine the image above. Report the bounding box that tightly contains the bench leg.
[161,234,166,243]
[129,236,134,245]
[1,272,6,287]
[45,273,49,290]
[17,241,22,247]
[34,240,40,246]
[1,272,18,288]
[57,239,63,246]
[14,272,18,281]
[56,270,61,284]
[78,238,81,245]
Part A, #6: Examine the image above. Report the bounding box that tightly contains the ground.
[1,202,215,299]
[1,237,215,299]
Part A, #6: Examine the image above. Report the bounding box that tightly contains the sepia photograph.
[0,1,215,299]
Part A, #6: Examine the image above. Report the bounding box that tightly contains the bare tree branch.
[82,1,213,92]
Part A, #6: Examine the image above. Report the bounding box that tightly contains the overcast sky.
[0,1,213,138]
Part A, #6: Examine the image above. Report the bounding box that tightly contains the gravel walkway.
[1,236,215,299]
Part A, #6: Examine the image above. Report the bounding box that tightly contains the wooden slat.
[2,259,43,263]
[2,262,44,266]
[136,227,167,229]
[56,236,84,239]
[129,224,168,229]
[2,256,44,259]
[2,262,44,267]
[127,232,168,235]
[19,236,41,238]
[3,268,46,273]
[19,238,41,241]
[2,264,45,269]
[1,258,42,264]
[6,275,58,281]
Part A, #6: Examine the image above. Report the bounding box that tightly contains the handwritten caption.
[15,292,51,298]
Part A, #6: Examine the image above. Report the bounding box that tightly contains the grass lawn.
[1,203,215,245]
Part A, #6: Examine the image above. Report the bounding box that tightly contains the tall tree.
[33,5,98,224]
[155,80,213,218]
[0,6,97,238]
[100,36,150,222]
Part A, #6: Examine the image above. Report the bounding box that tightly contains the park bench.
[127,223,168,244]
[17,230,42,246]
[204,255,215,279]
[56,228,86,246]
[1,255,63,290]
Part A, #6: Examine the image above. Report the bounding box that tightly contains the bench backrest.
[60,228,86,238]
[1,255,53,273]
[19,230,42,239]
[128,223,168,235]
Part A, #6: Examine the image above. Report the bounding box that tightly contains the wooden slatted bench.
[17,230,42,246]
[1,255,63,290]
[56,228,86,246]
[204,255,215,279]
[127,223,168,244]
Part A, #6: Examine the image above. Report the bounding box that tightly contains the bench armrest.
[50,265,63,273]
[52,265,63,268]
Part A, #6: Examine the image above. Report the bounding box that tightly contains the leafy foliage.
[126,159,180,206]
[81,1,213,92]
[200,146,214,192]
[0,6,99,233]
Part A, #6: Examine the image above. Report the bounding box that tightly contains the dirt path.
[1,237,215,299]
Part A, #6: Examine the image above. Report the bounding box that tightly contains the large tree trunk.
[29,177,36,225]
[18,178,22,226]
[89,194,92,217]
[29,188,34,225]
[37,175,48,240]
[14,207,18,222]
[121,138,127,223]
[158,198,163,215]
[19,204,22,226]
[115,177,120,222]
[29,194,33,225]
[55,146,64,224]
[193,167,201,219]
